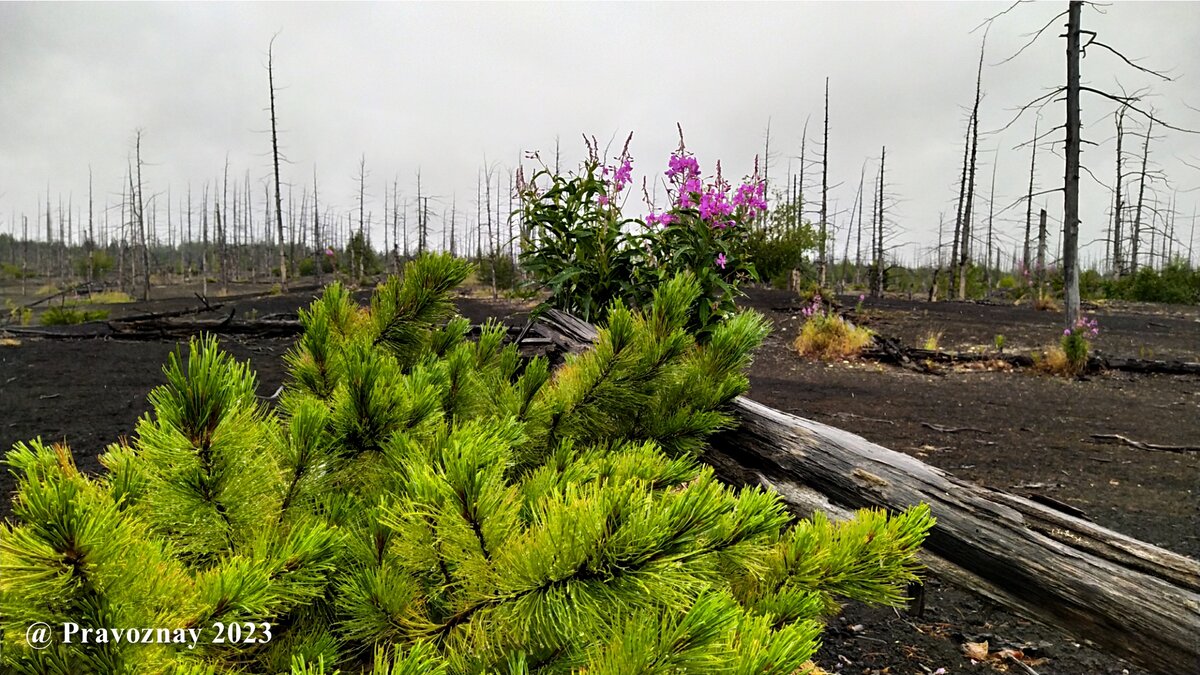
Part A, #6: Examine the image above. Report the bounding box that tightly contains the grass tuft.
[1033,296,1061,312]
[793,313,874,360]
[920,331,943,352]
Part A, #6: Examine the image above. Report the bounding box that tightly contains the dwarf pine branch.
[0,254,933,673]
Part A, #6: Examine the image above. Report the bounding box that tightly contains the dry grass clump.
[1033,295,1061,312]
[86,290,135,304]
[793,313,874,360]
[1035,345,1079,376]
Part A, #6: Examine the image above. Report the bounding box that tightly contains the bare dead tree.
[21,215,28,296]
[987,1,1195,325]
[312,166,322,285]
[870,148,886,298]
[1130,114,1153,274]
[840,169,861,289]
[392,177,402,270]
[416,168,426,255]
[1109,107,1127,275]
[762,117,771,230]
[819,77,830,285]
[87,167,94,285]
[1188,205,1196,266]
[289,186,298,279]
[356,154,368,280]
[198,184,207,297]
[265,33,288,289]
[184,185,193,280]
[1023,117,1039,273]
[401,197,409,259]
[853,161,865,286]
[797,117,808,232]
[484,163,497,298]
[132,131,151,300]
[475,170,483,263]
[1063,0,1083,327]
[57,196,64,284]
[219,158,230,293]
[958,36,986,300]
[1037,207,1048,294]
[985,154,997,288]
[507,170,515,278]
[950,113,972,301]
[450,195,458,260]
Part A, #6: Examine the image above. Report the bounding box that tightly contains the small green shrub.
[1103,262,1200,304]
[921,331,943,352]
[476,254,520,290]
[40,306,109,325]
[73,250,115,278]
[4,300,32,326]
[743,213,817,289]
[0,262,31,280]
[1039,316,1098,377]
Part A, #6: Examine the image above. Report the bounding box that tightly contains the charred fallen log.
[532,308,1200,675]
[861,335,1199,377]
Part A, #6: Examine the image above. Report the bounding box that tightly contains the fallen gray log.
[533,308,1200,674]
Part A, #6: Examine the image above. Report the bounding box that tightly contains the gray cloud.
[1,1,1197,267]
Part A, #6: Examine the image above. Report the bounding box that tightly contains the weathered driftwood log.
[533,308,1200,674]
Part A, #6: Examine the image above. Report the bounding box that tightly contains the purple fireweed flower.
[598,194,610,206]
[715,253,727,269]
[666,153,701,181]
[858,293,865,302]
[645,212,676,228]
[699,190,733,222]
[1063,328,1072,336]
[613,158,633,189]
[324,247,335,257]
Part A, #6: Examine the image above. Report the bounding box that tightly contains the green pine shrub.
[40,306,109,325]
[0,253,932,673]
[1102,261,1200,304]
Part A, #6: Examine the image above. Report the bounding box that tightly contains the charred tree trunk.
[485,167,497,299]
[86,168,95,286]
[134,133,151,301]
[268,35,288,289]
[870,149,885,298]
[1111,108,1126,277]
[1023,118,1038,275]
[819,78,830,286]
[1130,115,1152,274]
[985,156,996,289]
[1062,0,1083,328]
[958,38,985,300]
[1037,208,1048,297]
[950,116,971,301]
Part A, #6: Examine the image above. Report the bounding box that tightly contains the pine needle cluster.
[0,254,933,674]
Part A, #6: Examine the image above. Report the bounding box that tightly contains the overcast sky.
[2,1,1198,268]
